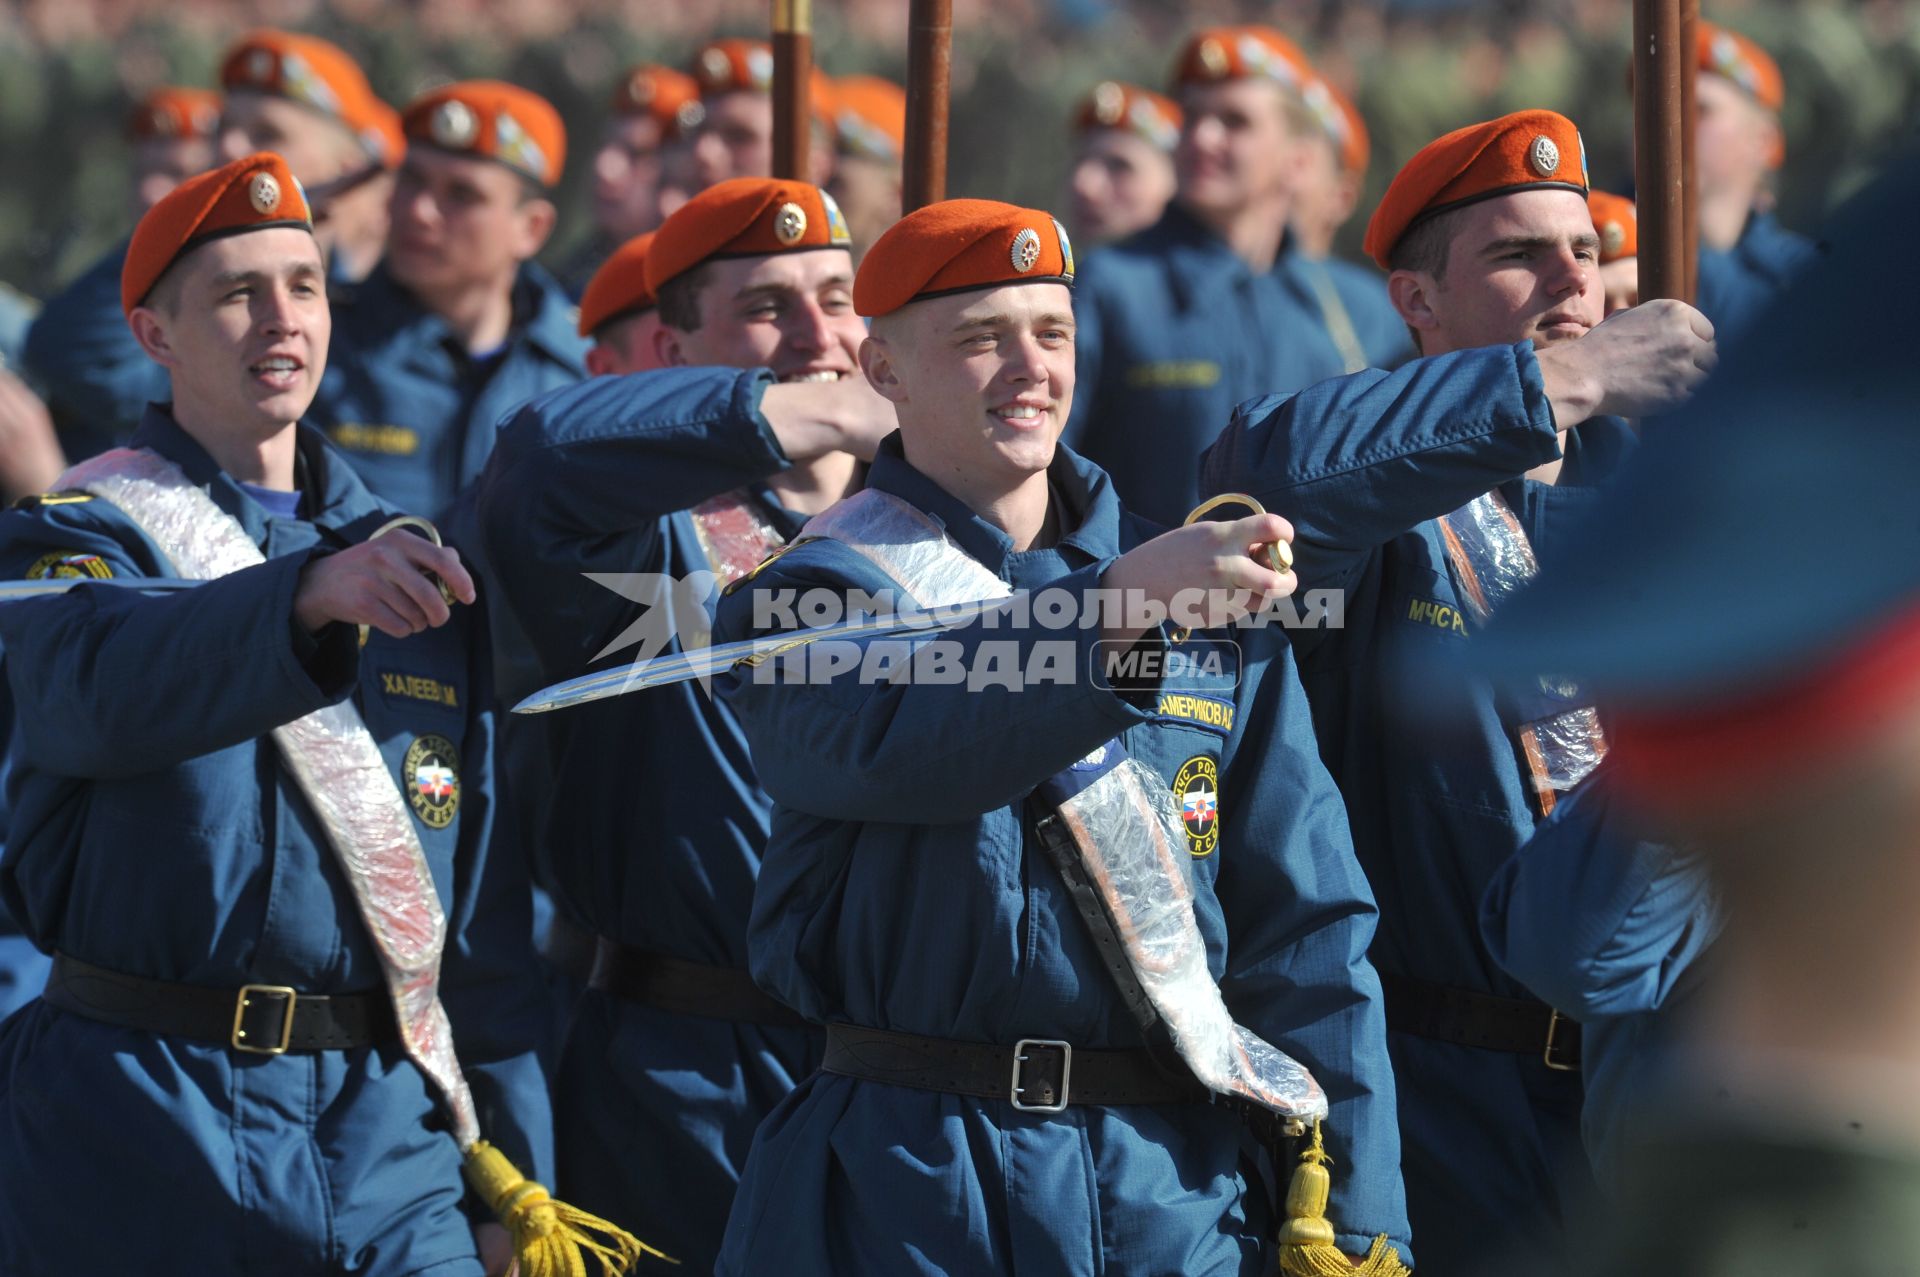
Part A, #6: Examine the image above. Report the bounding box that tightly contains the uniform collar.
[355,261,588,373]
[1151,202,1301,311]
[862,433,1126,576]
[130,404,390,542]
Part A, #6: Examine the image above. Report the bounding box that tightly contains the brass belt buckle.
[233,984,299,1055]
[1010,1038,1072,1113]
[1542,1009,1579,1072]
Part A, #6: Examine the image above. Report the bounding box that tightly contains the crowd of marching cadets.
[0,13,1893,1277]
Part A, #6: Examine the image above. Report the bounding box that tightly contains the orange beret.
[122,151,312,316]
[129,87,222,142]
[854,199,1075,318]
[1363,109,1589,270]
[219,31,394,167]
[646,177,852,294]
[693,38,776,95]
[1588,190,1638,263]
[1700,21,1783,111]
[1073,81,1181,152]
[1303,76,1368,175]
[578,231,658,338]
[834,75,907,164]
[1172,25,1314,94]
[610,64,705,142]
[691,37,835,130]
[403,81,566,187]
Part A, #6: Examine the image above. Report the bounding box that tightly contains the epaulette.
[722,535,819,596]
[12,489,94,511]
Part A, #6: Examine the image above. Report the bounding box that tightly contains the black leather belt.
[587,941,807,1028]
[1380,970,1581,1071]
[42,952,397,1055]
[822,1024,1208,1112]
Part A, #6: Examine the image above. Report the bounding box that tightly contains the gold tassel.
[1276,1123,1410,1277]
[463,1140,676,1275]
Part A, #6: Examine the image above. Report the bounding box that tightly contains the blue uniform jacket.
[21,242,164,460]
[0,407,549,1277]
[1696,212,1817,349]
[1064,205,1352,526]
[1200,344,1636,1275]
[1282,250,1415,373]
[473,367,821,1272]
[710,436,1409,1275]
[1480,771,1720,1193]
[311,262,587,520]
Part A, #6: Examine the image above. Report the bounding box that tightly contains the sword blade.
[512,596,1012,714]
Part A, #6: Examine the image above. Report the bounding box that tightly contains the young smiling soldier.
[471,176,896,1272]
[0,154,628,1276]
[708,199,1411,1275]
[1201,109,1716,1274]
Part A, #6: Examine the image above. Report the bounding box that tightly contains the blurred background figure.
[565,64,704,296]
[128,86,222,218]
[311,79,585,520]
[1588,189,1639,315]
[1679,21,1819,345]
[827,73,906,262]
[1064,25,1356,525]
[1065,79,1179,245]
[1286,72,1409,370]
[22,85,226,456]
[1475,149,1920,1277]
[688,37,836,190]
[217,29,404,284]
[1289,75,1365,261]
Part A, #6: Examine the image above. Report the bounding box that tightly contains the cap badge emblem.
[430,99,480,149]
[1011,228,1041,272]
[774,201,809,245]
[248,172,282,215]
[1529,134,1561,177]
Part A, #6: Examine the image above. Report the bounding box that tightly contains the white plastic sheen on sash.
[1437,489,1608,814]
[60,449,482,1149]
[689,491,786,585]
[801,489,1327,1121]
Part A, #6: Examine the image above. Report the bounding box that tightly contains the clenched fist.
[293,529,476,639]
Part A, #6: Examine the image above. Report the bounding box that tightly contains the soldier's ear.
[859,333,907,405]
[512,197,558,259]
[1387,269,1440,337]
[128,306,182,370]
[654,323,688,368]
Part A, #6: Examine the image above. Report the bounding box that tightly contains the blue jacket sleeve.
[473,366,787,674]
[22,247,168,442]
[715,545,1162,824]
[1198,342,1561,592]
[1215,635,1410,1263]
[1480,771,1721,1022]
[0,505,357,778]
[436,601,553,1185]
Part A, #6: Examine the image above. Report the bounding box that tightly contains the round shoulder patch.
[26,550,113,581]
[404,734,461,830]
[1172,754,1219,857]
